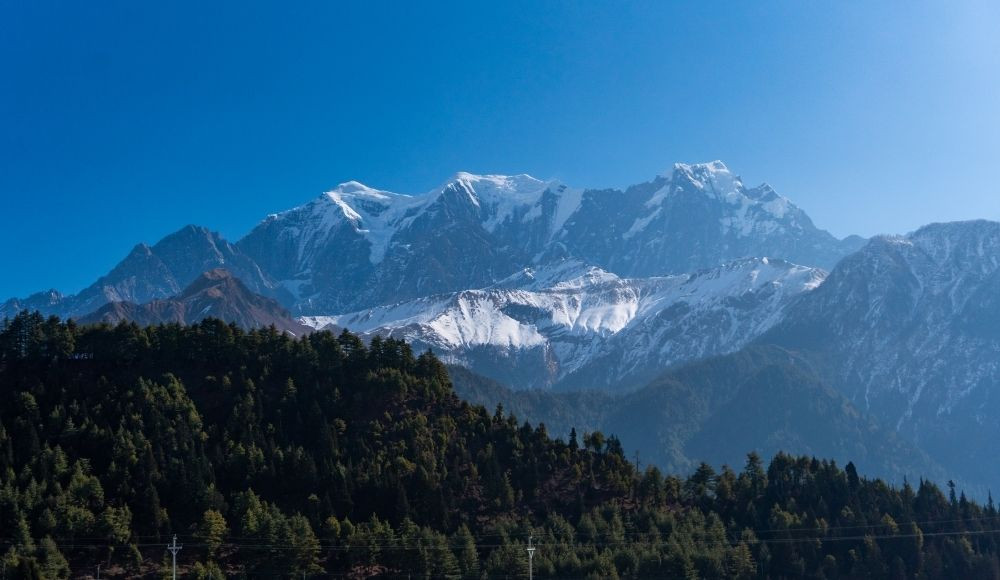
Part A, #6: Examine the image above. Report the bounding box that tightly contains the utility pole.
[167,534,182,580]
[526,535,536,580]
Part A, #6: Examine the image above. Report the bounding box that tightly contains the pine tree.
[196,509,228,556]
[455,524,480,579]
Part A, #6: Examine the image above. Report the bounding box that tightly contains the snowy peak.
[432,172,567,231]
[330,180,388,196]
[656,160,794,218]
[668,159,731,176]
[591,161,834,278]
[438,172,552,199]
[669,160,742,196]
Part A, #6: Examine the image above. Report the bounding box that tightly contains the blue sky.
[2,1,999,298]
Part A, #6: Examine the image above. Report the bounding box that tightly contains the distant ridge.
[78,268,310,335]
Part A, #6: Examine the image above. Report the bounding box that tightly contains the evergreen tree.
[455,524,480,579]
[196,509,228,556]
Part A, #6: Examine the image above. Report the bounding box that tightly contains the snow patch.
[301,257,826,387]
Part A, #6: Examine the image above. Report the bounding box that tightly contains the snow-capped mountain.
[302,257,825,390]
[237,161,861,314]
[556,161,864,279]
[762,220,1000,485]
[237,172,584,314]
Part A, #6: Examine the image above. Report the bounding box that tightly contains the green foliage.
[195,509,228,556]
[190,560,224,579]
[3,312,1000,578]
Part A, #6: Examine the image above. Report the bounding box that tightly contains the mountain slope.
[78,268,310,335]
[1,225,285,319]
[236,174,579,313]
[451,346,944,484]
[761,220,1000,485]
[558,161,865,278]
[303,257,824,390]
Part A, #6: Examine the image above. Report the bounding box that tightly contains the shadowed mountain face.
[760,220,1000,486]
[78,269,310,335]
[451,346,945,486]
[453,220,1000,493]
[2,225,287,319]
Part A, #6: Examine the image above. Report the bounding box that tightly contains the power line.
[6,524,1000,552]
[9,510,1000,545]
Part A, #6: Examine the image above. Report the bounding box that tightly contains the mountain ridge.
[303,256,825,390]
[759,219,1000,486]
[77,268,310,335]
[3,161,861,323]
[1,225,287,319]
[237,161,862,314]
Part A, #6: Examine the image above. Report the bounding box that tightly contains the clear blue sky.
[3,1,999,298]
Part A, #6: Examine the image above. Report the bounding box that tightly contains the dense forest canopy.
[2,312,1000,578]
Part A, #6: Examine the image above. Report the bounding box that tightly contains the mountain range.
[5,160,1000,492]
[239,161,862,313]
[2,161,860,319]
[0,160,862,397]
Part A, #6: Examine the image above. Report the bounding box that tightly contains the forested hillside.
[451,348,945,488]
[3,313,1000,578]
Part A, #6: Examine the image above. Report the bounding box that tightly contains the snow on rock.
[301,257,826,390]
[259,172,575,270]
[228,160,859,316]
